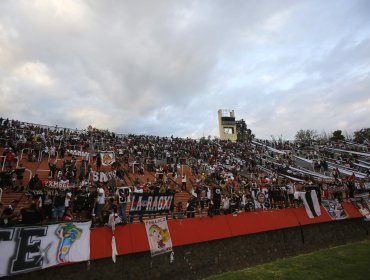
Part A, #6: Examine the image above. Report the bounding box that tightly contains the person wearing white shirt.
[65,191,72,208]
[95,186,105,225]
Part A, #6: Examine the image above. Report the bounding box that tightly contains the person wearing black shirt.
[28,174,41,190]
[0,200,18,226]
[74,187,90,220]
[212,185,223,215]
[52,191,66,221]
[20,202,42,224]
[15,164,26,191]
[96,152,102,172]
[186,197,196,218]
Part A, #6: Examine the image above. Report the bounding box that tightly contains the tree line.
[294,128,370,144]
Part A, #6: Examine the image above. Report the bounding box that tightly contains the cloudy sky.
[1,0,370,139]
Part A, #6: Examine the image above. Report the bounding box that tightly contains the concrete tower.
[218,109,237,142]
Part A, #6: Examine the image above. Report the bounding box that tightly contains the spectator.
[95,185,106,225]
[115,186,130,223]
[96,152,102,172]
[63,208,74,222]
[5,148,15,170]
[53,192,66,221]
[74,186,90,220]
[28,174,42,190]
[181,175,187,191]
[0,200,19,226]
[20,201,42,224]
[14,164,26,191]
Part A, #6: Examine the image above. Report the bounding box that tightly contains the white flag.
[298,190,321,218]
[112,236,118,263]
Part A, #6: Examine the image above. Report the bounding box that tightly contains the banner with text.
[66,149,90,160]
[42,179,73,190]
[129,193,174,215]
[91,171,117,182]
[0,221,91,278]
[144,217,173,256]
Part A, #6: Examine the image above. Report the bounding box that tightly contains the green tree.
[294,129,317,143]
[236,119,254,142]
[330,130,345,141]
[353,128,370,143]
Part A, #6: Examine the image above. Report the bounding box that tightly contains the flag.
[100,151,116,166]
[0,221,91,277]
[299,190,321,218]
[112,236,117,263]
[144,217,173,256]
[191,187,197,197]
[108,214,120,263]
[322,199,348,220]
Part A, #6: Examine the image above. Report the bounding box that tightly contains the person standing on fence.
[116,186,130,223]
[50,145,56,158]
[181,175,187,191]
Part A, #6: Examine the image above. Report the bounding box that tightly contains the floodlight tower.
[218,109,237,142]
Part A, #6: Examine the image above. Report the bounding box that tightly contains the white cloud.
[12,61,55,87]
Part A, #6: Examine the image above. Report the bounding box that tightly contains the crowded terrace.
[0,117,369,227]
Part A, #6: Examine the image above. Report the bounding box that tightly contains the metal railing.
[0,156,18,171]
[20,148,33,161]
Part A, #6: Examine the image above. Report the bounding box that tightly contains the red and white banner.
[100,151,115,166]
[144,217,173,257]
[42,179,73,190]
[0,221,91,277]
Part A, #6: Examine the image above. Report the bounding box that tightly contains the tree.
[294,129,317,143]
[317,130,329,142]
[354,128,370,144]
[236,119,254,142]
[330,130,345,141]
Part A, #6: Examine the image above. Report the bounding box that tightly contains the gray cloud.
[0,0,369,139]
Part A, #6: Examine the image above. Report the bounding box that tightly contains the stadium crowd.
[0,117,369,227]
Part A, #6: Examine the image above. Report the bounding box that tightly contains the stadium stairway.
[1,145,200,223]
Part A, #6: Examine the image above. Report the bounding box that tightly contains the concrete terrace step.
[0,191,28,213]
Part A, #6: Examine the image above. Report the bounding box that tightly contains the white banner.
[66,149,90,159]
[91,171,117,182]
[144,217,173,257]
[100,151,115,166]
[0,221,91,277]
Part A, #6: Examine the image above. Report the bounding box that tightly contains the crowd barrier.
[0,202,365,279]
[90,202,362,260]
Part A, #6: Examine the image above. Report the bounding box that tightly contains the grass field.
[207,239,370,280]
